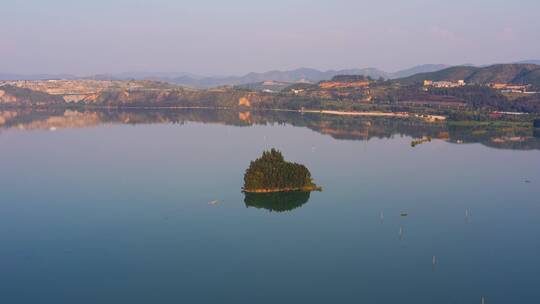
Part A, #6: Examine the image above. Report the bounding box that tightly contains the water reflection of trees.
[244,191,311,212]
[1,108,539,150]
[533,128,540,139]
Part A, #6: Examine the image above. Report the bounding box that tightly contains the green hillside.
[399,64,540,87]
[514,69,540,86]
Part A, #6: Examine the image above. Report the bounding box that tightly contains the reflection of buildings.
[244,191,311,212]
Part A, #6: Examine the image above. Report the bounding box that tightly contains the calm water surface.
[1,110,539,303]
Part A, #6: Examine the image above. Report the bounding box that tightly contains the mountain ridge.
[166,65,458,87]
[0,64,450,87]
[3,61,539,88]
[397,63,540,86]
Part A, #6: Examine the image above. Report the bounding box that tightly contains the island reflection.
[1,108,539,150]
[244,191,311,213]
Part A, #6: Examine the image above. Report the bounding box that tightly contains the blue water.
[1,117,539,303]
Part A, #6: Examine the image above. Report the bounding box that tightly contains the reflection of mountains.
[244,191,311,212]
[1,108,539,150]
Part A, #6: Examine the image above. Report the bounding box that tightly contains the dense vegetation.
[330,75,371,82]
[243,149,319,192]
[429,86,540,113]
[0,85,65,106]
[366,84,540,114]
[430,86,506,108]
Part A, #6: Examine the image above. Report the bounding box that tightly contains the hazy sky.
[2,0,539,76]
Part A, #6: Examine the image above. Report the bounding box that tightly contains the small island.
[243,149,321,193]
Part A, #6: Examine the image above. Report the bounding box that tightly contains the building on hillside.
[424,80,466,88]
[489,83,533,93]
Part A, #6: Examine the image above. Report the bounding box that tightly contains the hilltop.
[0,84,65,106]
[150,65,450,88]
[399,63,540,87]
[170,68,389,88]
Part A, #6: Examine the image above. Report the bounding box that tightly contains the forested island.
[243,149,321,193]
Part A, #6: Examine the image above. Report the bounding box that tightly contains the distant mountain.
[389,64,449,79]
[398,63,540,86]
[83,72,202,81]
[517,59,540,65]
[0,73,77,81]
[168,68,390,88]
[6,62,525,88]
[0,64,450,87]
[169,65,454,88]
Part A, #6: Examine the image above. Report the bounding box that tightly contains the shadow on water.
[244,191,311,213]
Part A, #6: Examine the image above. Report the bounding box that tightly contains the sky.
[2,0,540,76]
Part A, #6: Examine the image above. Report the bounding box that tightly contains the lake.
[1,109,539,303]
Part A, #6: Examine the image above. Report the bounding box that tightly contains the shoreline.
[299,109,446,122]
[0,105,448,122]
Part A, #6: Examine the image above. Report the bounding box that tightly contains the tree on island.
[243,149,320,192]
